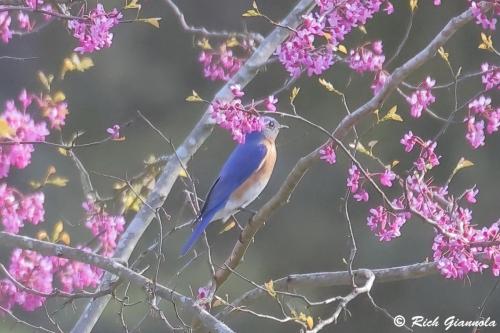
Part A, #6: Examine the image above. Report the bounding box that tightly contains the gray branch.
[0,232,234,333]
[218,262,437,320]
[69,0,316,332]
[210,1,494,289]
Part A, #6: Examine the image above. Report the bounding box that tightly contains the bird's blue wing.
[180,137,267,255]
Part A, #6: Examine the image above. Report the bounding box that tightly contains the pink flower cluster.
[277,0,393,77]
[347,164,369,202]
[405,77,436,118]
[348,41,385,73]
[319,144,336,164]
[0,184,44,234]
[401,131,440,171]
[198,39,253,81]
[363,132,500,279]
[68,4,122,54]
[433,1,499,30]
[469,1,498,30]
[52,248,102,293]
[465,95,499,149]
[83,200,125,257]
[0,92,49,178]
[0,200,126,312]
[481,63,500,91]
[1,249,53,311]
[367,200,410,241]
[0,1,54,44]
[433,221,499,279]
[210,85,277,143]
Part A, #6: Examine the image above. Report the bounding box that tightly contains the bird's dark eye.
[268,121,275,129]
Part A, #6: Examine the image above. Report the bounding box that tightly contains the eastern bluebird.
[180,117,286,255]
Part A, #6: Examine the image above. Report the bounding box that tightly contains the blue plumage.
[180,132,268,255]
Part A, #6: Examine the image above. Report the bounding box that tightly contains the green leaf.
[380,105,403,122]
[186,90,203,102]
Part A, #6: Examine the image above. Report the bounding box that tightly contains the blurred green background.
[0,0,499,332]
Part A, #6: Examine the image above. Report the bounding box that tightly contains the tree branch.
[218,262,437,320]
[211,0,493,289]
[0,232,235,333]
[69,0,316,332]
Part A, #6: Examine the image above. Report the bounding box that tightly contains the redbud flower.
[0,184,45,234]
[83,200,125,257]
[0,99,49,177]
[367,205,409,241]
[230,85,244,97]
[465,187,479,204]
[380,169,396,187]
[347,164,361,193]
[264,96,278,112]
[400,131,417,152]
[481,63,500,91]
[465,96,499,149]
[53,247,102,292]
[209,88,265,143]
[319,144,336,164]
[406,77,436,118]
[353,189,369,202]
[198,41,250,81]
[348,41,385,73]
[470,1,497,30]
[0,12,12,44]
[107,124,121,140]
[371,70,388,95]
[68,4,122,54]
[8,249,53,311]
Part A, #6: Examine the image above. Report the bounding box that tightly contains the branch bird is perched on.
[181,117,286,255]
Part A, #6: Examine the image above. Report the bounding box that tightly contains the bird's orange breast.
[231,139,277,202]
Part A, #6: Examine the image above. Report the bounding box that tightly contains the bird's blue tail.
[180,209,218,256]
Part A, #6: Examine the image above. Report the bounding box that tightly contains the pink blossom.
[264,95,278,112]
[0,184,45,234]
[278,1,393,77]
[347,164,361,193]
[106,124,121,139]
[465,117,485,149]
[353,189,369,202]
[83,200,125,257]
[406,77,436,118]
[199,40,250,81]
[17,12,32,31]
[68,4,122,54]
[8,249,53,311]
[0,12,12,44]
[209,92,265,143]
[230,85,244,97]
[481,63,500,91]
[367,204,410,241]
[380,169,396,187]
[371,70,388,95]
[0,100,49,177]
[348,41,385,73]
[470,1,497,30]
[319,144,336,164]
[400,131,417,152]
[53,247,102,293]
[465,96,499,149]
[465,187,479,204]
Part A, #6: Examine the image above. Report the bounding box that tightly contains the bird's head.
[261,116,287,141]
